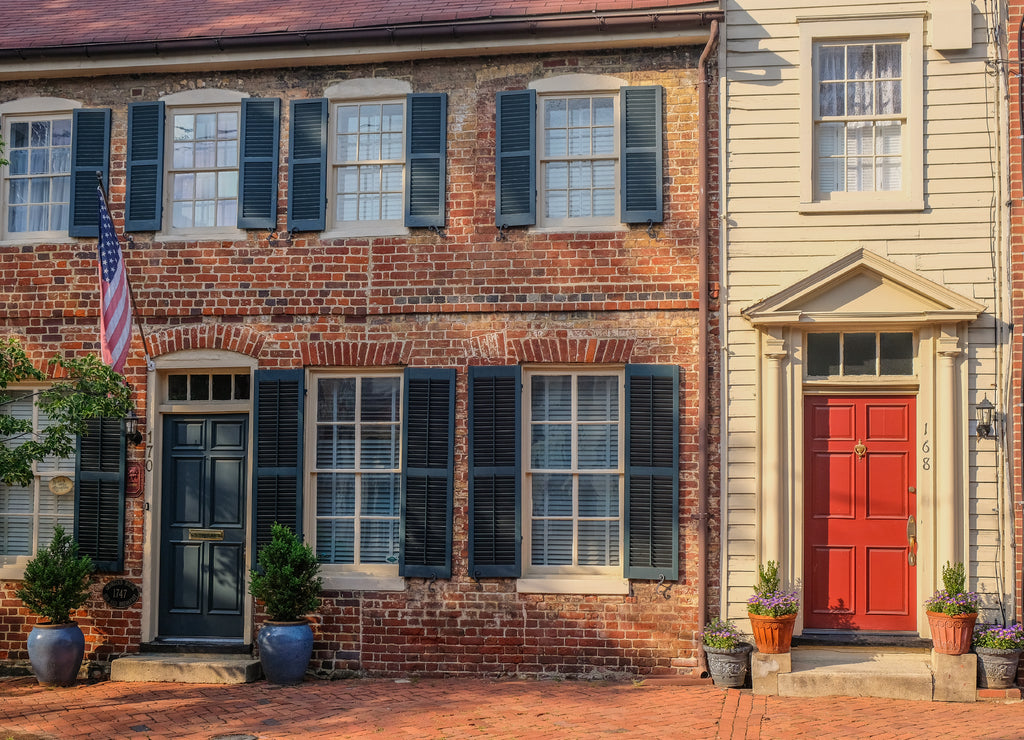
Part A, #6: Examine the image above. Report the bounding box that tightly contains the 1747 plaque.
[102,579,141,609]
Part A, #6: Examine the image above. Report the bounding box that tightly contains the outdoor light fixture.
[976,396,995,440]
[125,408,144,447]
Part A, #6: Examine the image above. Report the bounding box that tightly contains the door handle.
[906,515,917,567]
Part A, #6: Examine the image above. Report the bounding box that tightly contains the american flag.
[97,186,132,372]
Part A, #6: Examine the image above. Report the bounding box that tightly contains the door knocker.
[854,440,867,459]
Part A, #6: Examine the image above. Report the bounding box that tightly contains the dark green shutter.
[68,108,111,238]
[125,101,165,232]
[620,86,663,224]
[495,89,536,227]
[405,93,447,228]
[253,369,304,549]
[468,366,521,578]
[238,98,280,229]
[400,368,454,578]
[624,364,679,580]
[74,417,125,571]
[287,98,327,232]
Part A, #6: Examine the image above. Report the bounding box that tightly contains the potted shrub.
[702,617,752,688]
[924,561,979,655]
[747,560,799,653]
[973,623,1024,689]
[14,526,93,686]
[249,522,323,685]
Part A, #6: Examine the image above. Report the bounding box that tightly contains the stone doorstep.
[109,653,262,684]
[767,647,937,702]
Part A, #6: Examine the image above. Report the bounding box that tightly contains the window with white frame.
[168,108,240,230]
[312,373,402,572]
[525,370,623,573]
[539,94,618,227]
[332,101,405,228]
[0,391,75,563]
[799,16,923,211]
[2,115,72,236]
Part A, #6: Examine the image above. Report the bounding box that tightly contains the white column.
[761,333,788,566]
[935,329,961,568]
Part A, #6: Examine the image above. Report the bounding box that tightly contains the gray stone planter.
[704,643,753,688]
[975,647,1022,689]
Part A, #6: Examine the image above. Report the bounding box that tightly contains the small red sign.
[126,461,144,498]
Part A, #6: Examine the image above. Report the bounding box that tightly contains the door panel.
[159,415,248,639]
[804,396,916,631]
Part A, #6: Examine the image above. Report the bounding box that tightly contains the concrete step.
[110,653,262,684]
[778,647,934,701]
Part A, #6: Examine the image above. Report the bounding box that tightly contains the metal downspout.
[695,17,720,679]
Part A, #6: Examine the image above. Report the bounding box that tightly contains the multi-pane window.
[4,117,71,234]
[166,372,250,402]
[313,375,402,569]
[806,331,914,377]
[169,109,239,229]
[814,40,904,196]
[540,95,617,225]
[526,372,622,571]
[0,392,75,559]
[333,102,405,225]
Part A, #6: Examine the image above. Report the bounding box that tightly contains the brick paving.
[2,676,1024,740]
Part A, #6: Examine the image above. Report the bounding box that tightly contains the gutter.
[694,17,719,679]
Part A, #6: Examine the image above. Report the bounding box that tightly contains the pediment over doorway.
[741,248,985,327]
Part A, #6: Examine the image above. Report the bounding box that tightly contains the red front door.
[804,396,917,631]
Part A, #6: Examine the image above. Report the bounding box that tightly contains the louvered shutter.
[253,369,304,549]
[68,109,111,238]
[495,89,536,227]
[287,98,327,232]
[624,364,679,580]
[400,368,454,578]
[405,93,447,228]
[125,101,165,232]
[468,366,521,578]
[75,417,125,571]
[238,98,280,229]
[620,86,664,224]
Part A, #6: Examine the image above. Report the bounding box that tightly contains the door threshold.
[794,631,930,649]
[142,638,252,655]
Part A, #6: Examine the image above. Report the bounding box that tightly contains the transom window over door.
[815,40,903,195]
[540,95,617,225]
[526,371,623,572]
[5,117,71,233]
[169,109,239,229]
[806,331,914,378]
[313,375,402,570]
[334,102,405,225]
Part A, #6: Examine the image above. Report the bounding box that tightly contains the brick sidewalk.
[2,676,1023,739]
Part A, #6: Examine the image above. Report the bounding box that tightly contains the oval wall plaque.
[102,579,141,609]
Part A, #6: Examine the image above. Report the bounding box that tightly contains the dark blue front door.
[159,415,248,639]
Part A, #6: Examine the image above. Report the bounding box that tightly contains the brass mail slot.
[189,528,225,541]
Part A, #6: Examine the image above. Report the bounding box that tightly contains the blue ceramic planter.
[258,621,314,685]
[27,623,85,686]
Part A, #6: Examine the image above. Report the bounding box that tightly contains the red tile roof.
[0,1,715,51]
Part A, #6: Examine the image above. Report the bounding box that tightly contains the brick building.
[0,1,723,679]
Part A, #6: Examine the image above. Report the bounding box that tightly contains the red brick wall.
[0,46,720,678]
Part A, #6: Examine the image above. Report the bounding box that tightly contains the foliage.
[249,522,323,622]
[973,623,1024,650]
[924,561,980,615]
[15,526,93,624]
[702,617,745,649]
[747,560,800,617]
[0,134,6,167]
[0,338,132,486]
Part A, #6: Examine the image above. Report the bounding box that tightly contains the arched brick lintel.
[301,341,412,367]
[148,324,267,359]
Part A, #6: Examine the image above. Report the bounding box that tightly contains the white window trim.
[157,89,247,241]
[322,78,412,239]
[530,74,627,231]
[798,14,924,213]
[521,367,625,588]
[0,385,76,579]
[304,368,405,586]
[0,97,82,245]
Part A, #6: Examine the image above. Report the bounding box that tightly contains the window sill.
[0,560,29,580]
[0,234,76,247]
[320,573,406,592]
[321,223,409,240]
[531,224,627,235]
[516,576,629,595]
[798,196,924,215]
[154,228,248,243]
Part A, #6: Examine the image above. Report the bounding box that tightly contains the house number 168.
[921,423,931,471]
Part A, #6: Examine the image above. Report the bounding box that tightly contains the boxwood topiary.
[249,522,322,622]
[15,526,93,625]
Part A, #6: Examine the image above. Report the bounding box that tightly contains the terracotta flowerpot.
[926,611,977,655]
[748,612,796,654]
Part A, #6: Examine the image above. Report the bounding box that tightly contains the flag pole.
[96,171,155,372]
